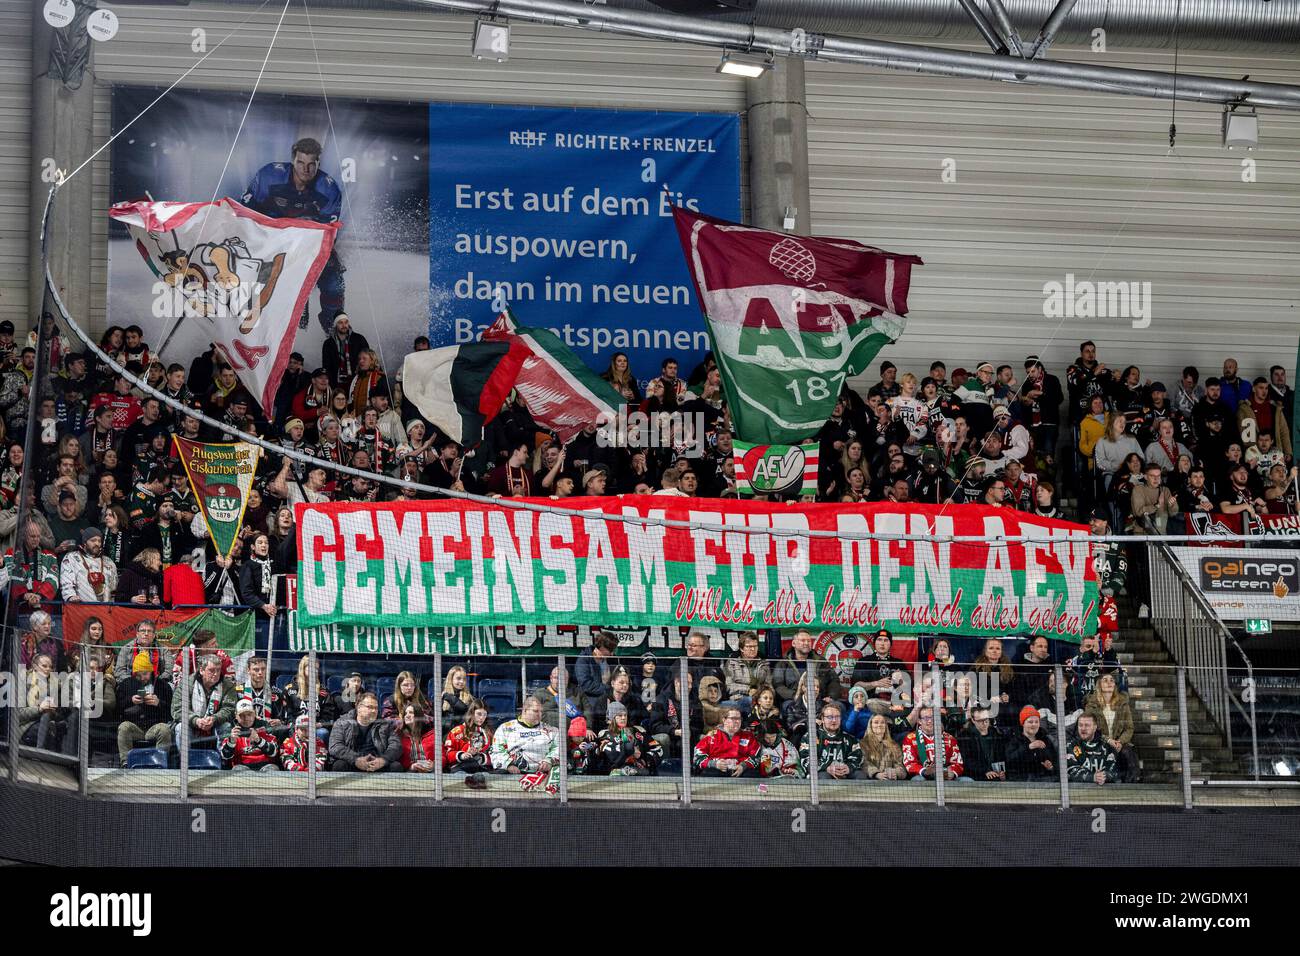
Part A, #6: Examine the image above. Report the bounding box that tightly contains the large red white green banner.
[295,498,1099,640]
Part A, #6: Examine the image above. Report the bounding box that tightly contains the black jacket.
[116,674,174,731]
[956,723,1008,779]
[1006,728,1057,781]
[238,556,276,614]
[322,331,370,389]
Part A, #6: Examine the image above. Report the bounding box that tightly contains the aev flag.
[673,208,922,445]
[109,198,338,413]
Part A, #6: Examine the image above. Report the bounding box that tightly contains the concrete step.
[1117,652,1177,664]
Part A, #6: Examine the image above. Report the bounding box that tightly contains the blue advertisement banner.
[428,103,741,383]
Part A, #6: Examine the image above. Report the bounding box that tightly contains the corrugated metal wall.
[806,45,1300,388]
[0,0,31,330]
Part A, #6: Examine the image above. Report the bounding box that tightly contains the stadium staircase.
[1110,592,1241,783]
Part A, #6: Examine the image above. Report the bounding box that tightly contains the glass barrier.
[5,601,1297,811]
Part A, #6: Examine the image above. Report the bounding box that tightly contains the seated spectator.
[113,619,169,684]
[280,713,328,772]
[972,638,1015,723]
[444,698,493,784]
[441,664,474,723]
[773,629,841,706]
[1067,633,1123,706]
[721,633,770,710]
[698,675,726,734]
[633,654,665,707]
[172,654,238,746]
[647,671,700,759]
[798,701,864,780]
[860,713,906,781]
[1007,707,1057,781]
[605,668,645,728]
[782,673,822,743]
[171,628,235,686]
[754,717,801,778]
[283,655,341,728]
[746,683,784,735]
[19,609,63,671]
[849,629,905,713]
[693,706,761,777]
[1084,673,1139,783]
[382,669,433,722]
[18,654,76,754]
[575,630,619,728]
[233,656,289,738]
[956,705,1008,781]
[397,703,439,773]
[489,696,560,794]
[329,691,400,772]
[219,699,280,771]
[1067,712,1120,786]
[901,707,965,781]
[533,665,580,727]
[843,685,872,738]
[596,700,662,776]
[115,651,173,767]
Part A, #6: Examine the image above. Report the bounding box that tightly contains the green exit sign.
[1245,619,1272,634]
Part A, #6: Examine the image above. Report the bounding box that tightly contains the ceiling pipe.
[1027,0,1081,59]
[400,0,1300,110]
[955,0,1009,55]
[984,0,1027,58]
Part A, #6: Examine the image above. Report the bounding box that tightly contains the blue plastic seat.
[274,673,295,692]
[188,749,224,770]
[475,678,518,701]
[125,748,168,770]
[374,676,396,703]
[426,677,441,701]
[327,675,344,694]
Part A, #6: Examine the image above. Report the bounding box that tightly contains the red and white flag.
[110,198,338,413]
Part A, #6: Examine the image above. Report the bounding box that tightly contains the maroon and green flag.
[672,207,923,445]
[295,498,1099,641]
[174,436,261,561]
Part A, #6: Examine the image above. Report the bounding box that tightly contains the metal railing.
[1142,528,1259,779]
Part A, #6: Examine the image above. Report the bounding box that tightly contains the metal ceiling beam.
[403,0,1300,110]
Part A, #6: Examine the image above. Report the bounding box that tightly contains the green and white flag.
[673,207,922,445]
[174,437,261,561]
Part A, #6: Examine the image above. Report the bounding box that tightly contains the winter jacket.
[170,675,238,735]
[721,657,772,699]
[398,729,441,770]
[861,738,905,778]
[646,688,703,747]
[232,680,289,726]
[283,684,344,727]
[279,731,328,771]
[956,724,1008,779]
[116,674,173,731]
[490,718,559,772]
[692,727,761,772]
[596,725,662,774]
[113,640,173,685]
[842,705,872,739]
[328,713,401,769]
[1066,734,1119,783]
[219,725,279,767]
[1083,692,1135,747]
[772,650,842,704]
[901,730,964,778]
[849,652,907,700]
[798,729,864,777]
[574,649,612,724]
[443,723,494,770]
[1006,728,1057,781]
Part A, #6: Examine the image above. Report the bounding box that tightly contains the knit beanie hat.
[132,651,154,675]
[1018,705,1038,726]
[607,701,628,720]
[568,716,588,739]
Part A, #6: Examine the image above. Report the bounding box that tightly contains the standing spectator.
[328,692,400,772]
[115,651,173,766]
[115,548,163,606]
[60,528,117,603]
[798,701,864,780]
[1217,358,1252,412]
[1144,418,1190,474]
[1129,462,1178,532]
[1006,707,1056,781]
[901,707,965,781]
[346,351,387,417]
[956,706,1008,781]
[238,532,277,647]
[322,313,370,389]
[219,699,280,771]
[1067,712,1120,785]
[47,490,92,554]
[860,713,906,780]
[850,629,906,713]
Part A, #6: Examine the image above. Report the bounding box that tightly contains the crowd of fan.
[0,312,1289,787]
[17,623,1136,790]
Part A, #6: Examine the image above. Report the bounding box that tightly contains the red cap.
[1019,705,1039,727]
